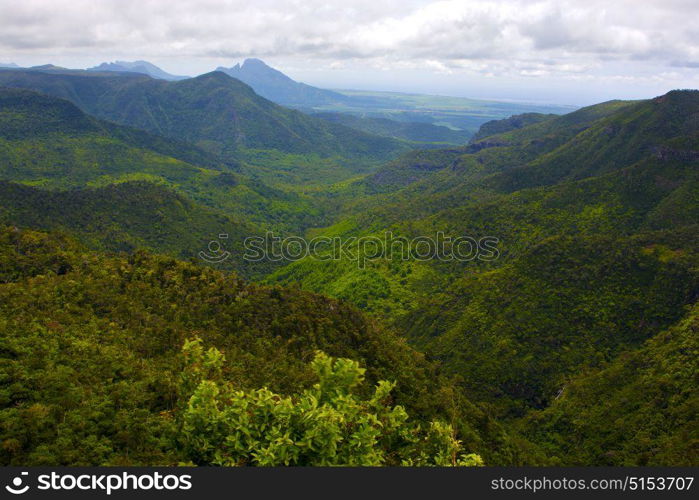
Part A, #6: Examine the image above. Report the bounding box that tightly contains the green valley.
[0,65,696,468]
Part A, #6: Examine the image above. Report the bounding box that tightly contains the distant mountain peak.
[241,58,273,69]
[191,71,244,86]
[217,58,290,81]
[242,58,265,66]
[215,58,349,107]
[0,62,19,68]
[87,60,188,81]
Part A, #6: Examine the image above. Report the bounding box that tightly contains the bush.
[179,338,483,467]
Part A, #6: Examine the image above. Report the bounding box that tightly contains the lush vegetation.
[521,303,699,465]
[267,91,699,464]
[181,341,483,466]
[0,87,331,233]
[0,69,409,173]
[0,68,696,467]
[0,227,517,466]
[0,180,275,277]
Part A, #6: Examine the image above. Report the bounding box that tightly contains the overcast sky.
[1,0,698,105]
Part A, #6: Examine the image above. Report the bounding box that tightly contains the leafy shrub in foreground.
[180,338,483,466]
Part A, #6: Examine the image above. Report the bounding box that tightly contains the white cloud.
[0,0,697,102]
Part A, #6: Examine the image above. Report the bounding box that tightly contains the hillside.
[485,91,699,192]
[0,87,329,232]
[521,302,699,466]
[0,87,222,169]
[322,98,643,219]
[0,180,276,277]
[0,87,226,188]
[271,90,699,323]
[301,99,636,220]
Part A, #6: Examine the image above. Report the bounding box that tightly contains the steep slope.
[486,90,699,192]
[400,231,697,415]
[522,303,699,466]
[306,98,637,219]
[0,180,272,277]
[0,87,225,187]
[274,94,699,307]
[321,96,675,226]
[386,99,636,195]
[216,58,350,107]
[0,87,221,169]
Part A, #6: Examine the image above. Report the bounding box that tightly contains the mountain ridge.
[0,68,409,166]
[0,87,328,233]
[87,60,189,80]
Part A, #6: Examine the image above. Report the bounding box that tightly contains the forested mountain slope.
[521,302,699,466]
[272,92,698,309]
[0,227,519,466]
[0,180,272,277]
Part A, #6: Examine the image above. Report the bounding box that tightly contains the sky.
[1,0,698,105]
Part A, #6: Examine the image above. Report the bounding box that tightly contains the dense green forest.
[0,87,330,233]
[267,90,699,464]
[0,227,506,465]
[0,68,696,466]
